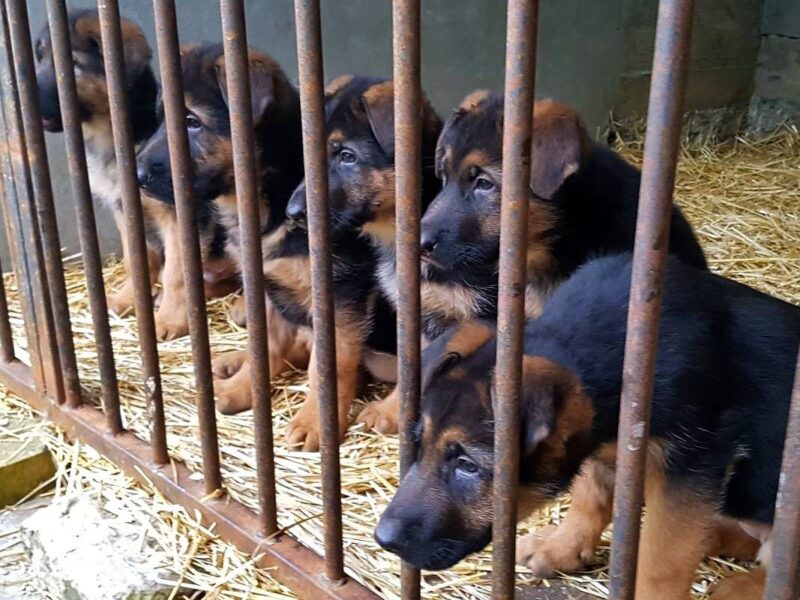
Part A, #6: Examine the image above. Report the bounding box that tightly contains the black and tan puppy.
[422,91,707,326]
[254,76,412,451]
[137,43,302,339]
[376,253,799,600]
[285,75,442,435]
[35,9,162,317]
[361,92,709,434]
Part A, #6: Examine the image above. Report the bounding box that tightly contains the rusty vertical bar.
[218,0,277,529]
[0,252,14,362]
[608,0,695,598]
[764,346,800,600]
[96,0,168,462]
[492,1,539,598]
[392,0,422,597]
[155,0,225,498]
[293,0,346,583]
[45,0,121,426]
[0,1,63,402]
[6,0,81,407]
[0,86,25,365]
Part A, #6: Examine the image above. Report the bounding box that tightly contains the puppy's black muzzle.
[286,182,308,229]
[36,67,64,132]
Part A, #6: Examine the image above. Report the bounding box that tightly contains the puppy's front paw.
[229,295,247,327]
[285,405,322,452]
[516,524,596,579]
[108,290,136,317]
[213,371,253,415]
[154,308,189,341]
[357,396,399,434]
[212,350,247,380]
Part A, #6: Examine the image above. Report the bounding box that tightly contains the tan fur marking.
[459,89,491,112]
[324,74,355,97]
[458,149,492,175]
[328,128,346,145]
[709,569,766,600]
[361,80,394,106]
[262,256,312,313]
[360,167,397,246]
[445,320,494,358]
[420,280,488,323]
[286,316,365,451]
[635,444,717,600]
[149,203,189,340]
[517,458,614,577]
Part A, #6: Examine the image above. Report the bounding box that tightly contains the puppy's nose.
[136,163,151,188]
[286,202,307,223]
[420,230,440,255]
[374,516,408,554]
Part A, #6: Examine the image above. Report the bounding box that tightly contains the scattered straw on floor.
[0,389,295,599]
[2,127,798,599]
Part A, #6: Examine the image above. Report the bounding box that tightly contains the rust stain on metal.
[608,1,696,598]
[493,1,540,599]
[218,0,276,533]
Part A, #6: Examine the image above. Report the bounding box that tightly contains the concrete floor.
[0,499,50,599]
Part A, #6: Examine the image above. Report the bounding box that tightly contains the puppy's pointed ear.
[324,74,355,102]
[435,106,467,180]
[215,50,276,124]
[361,80,395,158]
[421,340,461,393]
[422,321,495,392]
[75,15,152,81]
[517,357,593,456]
[529,99,591,201]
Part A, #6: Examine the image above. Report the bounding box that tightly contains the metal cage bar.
[95,0,168,461]
[0,251,14,363]
[293,0,346,583]
[392,0,423,597]
[608,0,695,597]
[5,0,81,408]
[0,2,795,600]
[218,0,277,527]
[156,0,225,498]
[492,1,539,598]
[45,0,121,424]
[0,91,25,367]
[764,345,800,600]
[0,0,63,402]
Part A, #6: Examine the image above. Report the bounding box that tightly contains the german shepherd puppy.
[34,9,163,317]
[377,253,799,600]
[284,76,442,435]
[360,91,709,435]
[136,43,311,421]
[234,75,408,452]
[136,44,303,341]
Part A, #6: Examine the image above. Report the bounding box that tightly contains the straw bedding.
[1,127,798,599]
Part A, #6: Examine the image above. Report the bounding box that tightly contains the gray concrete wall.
[616,0,763,117]
[749,0,800,131]
[10,0,625,263]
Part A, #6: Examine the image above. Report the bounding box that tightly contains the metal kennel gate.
[0,0,797,599]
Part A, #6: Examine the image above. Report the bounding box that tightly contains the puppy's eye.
[340,149,357,164]
[186,114,202,131]
[475,177,494,191]
[456,456,478,475]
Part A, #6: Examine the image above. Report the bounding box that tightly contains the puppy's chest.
[85,146,122,212]
[377,255,398,307]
